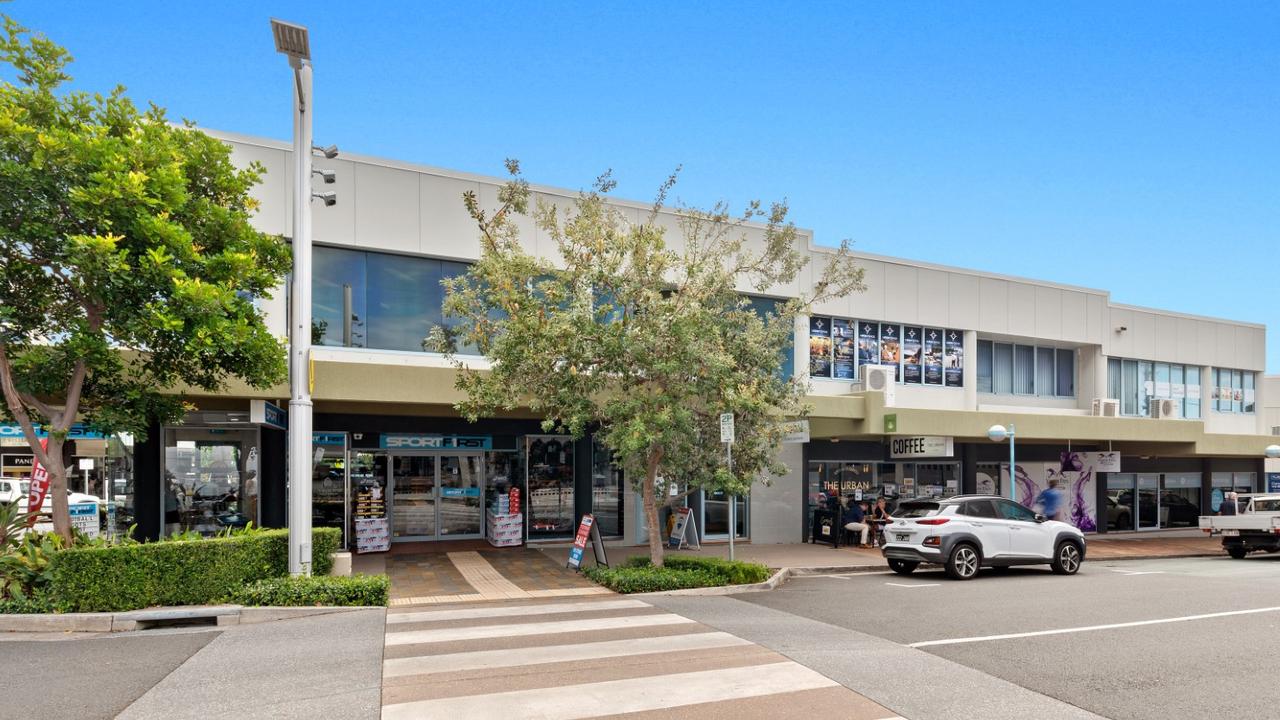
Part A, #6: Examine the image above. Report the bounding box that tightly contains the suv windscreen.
[895,501,941,518]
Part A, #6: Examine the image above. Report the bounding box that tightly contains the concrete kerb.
[0,604,374,634]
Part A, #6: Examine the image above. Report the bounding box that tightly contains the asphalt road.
[0,609,385,720]
[728,555,1280,720]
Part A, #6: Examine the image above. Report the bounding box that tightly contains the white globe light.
[1266,445,1280,460]
[987,424,1008,443]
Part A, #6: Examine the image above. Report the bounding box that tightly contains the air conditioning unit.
[860,365,896,407]
[1272,426,1280,436]
[1091,398,1120,417]
[1149,398,1177,420]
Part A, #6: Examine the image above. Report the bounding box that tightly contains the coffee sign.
[889,436,954,459]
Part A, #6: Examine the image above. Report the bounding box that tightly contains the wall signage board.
[780,420,810,444]
[1268,473,1280,494]
[668,506,699,549]
[889,436,954,459]
[380,434,492,450]
[809,317,832,378]
[0,423,105,441]
[858,323,879,370]
[250,400,287,430]
[880,324,901,381]
[1061,451,1121,473]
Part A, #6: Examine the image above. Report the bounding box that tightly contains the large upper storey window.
[1106,358,1202,419]
[1211,367,1255,414]
[311,246,473,353]
[977,340,1075,398]
[809,318,964,388]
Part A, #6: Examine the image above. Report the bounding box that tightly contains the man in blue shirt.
[843,497,870,547]
[1037,480,1065,522]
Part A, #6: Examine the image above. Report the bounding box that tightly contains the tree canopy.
[433,161,864,564]
[0,17,290,540]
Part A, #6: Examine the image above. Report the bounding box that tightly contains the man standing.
[1220,491,1238,516]
[843,496,871,547]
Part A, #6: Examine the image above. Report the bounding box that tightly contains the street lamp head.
[987,424,1009,443]
[312,144,339,159]
[1266,444,1280,460]
[270,19,310,65]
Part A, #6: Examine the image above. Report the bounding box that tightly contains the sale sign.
[26,437,50,525]
[567,514,595,569]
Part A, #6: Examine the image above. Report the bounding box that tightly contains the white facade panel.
[917,268,949,328]
[884,264,920,323]
[850,259,887,322]
[354,164,420,253]
[1086,294,1107,344]
[978,277,1008,334]
[1007,283,1036,337]
[230,142,291,238]
[1034,286,1062,341]
[1061,291,1087,343]
[948,273,980,329]
[1131,309,1158,361]
[420,174,482,261]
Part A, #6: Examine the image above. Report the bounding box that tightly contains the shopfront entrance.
[388,453,484,541]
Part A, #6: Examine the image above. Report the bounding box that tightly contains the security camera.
[312,143,339,159]
[312,191,337,207]
[313,168,336,184]
[1115,326,1128,333]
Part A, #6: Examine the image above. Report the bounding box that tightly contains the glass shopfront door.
[1137,474,1160,530]
[389,454,484,541]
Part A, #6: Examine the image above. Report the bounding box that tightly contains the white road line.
[387,599,648,624]
[384,613,696,646]
[885,582,940,588]
[380,661,837,720]
[1106,568,1166,576]
[383,631,752,677]
[909,605,1280,648]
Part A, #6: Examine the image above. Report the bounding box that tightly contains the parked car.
[881,495,1087,580]
[0,478,30,505]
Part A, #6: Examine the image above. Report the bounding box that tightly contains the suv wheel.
[1227,545,1247,560]
[888,559,918,576]
[944,543,980,580]
[1051,541,1082,575]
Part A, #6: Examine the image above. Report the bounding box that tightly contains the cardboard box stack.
[487,487,523,547]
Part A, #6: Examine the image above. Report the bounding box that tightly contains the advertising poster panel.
[809,317,831,378]
[858,322,879,371]
[832,318,856,379]
[944,329,964,387]
[923,328,944,385]
[880,323,901,381]
[902,326,922,384]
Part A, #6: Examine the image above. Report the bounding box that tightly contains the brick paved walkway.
[388,548,610,607]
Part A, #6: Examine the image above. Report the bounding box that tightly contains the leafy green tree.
[0,18,290,542]
[433,161,864,565]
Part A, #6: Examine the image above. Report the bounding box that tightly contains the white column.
[963,330,978,411]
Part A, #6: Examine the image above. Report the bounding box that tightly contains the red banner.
[26,437,50,523]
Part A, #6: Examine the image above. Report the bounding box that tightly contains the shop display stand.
[353,483,389,553]
[487,486,523,547]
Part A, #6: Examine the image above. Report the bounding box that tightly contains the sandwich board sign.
[667,506,700,550]
[567,513,609,570]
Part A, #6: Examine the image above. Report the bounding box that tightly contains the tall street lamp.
[272,18,337,576]
[987,424,1017,502]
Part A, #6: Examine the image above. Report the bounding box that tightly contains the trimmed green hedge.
[47,528,341,612]
[231,574,388,607]
[586,555,774,593]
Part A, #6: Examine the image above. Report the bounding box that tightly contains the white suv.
[881,495,1086,580]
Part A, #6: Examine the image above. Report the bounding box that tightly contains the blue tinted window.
[747,296,794,379]
[365,253,444,352]
[312,247,367,347]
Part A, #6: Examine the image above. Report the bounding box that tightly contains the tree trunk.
[45,447,73,545]
[642,448,665,568]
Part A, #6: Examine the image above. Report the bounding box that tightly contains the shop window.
[591,439,624,538]
[312,246,367,347]
[809,316,966,387]
[1110,358,1204,418]
[162,427,260,537]
[1161,474,1200,528]
[748,296,795,379]
[526,435,575,538]
[1056,349,1075,397]
[977,341,993,393]
[1211,368,1255,414]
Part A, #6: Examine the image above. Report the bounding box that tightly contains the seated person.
[870,496,893,543]
[842,496,871,547]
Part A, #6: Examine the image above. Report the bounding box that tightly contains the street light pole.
[273,19,315,577]
[987,424,1017,502]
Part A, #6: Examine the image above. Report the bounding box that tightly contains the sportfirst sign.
[379,434,492,450]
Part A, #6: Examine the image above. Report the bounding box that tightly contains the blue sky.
[7,2,1280,369]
